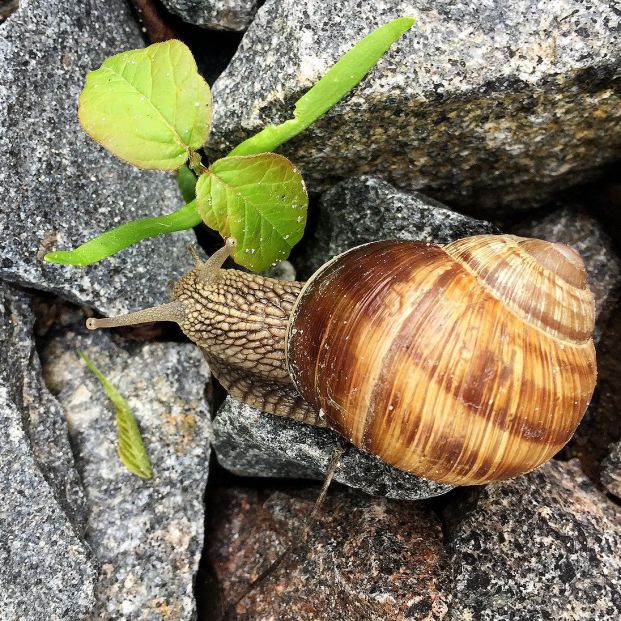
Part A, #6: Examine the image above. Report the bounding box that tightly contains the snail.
[87,235,597,485]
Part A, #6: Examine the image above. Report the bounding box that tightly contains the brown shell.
[285,235,596,485]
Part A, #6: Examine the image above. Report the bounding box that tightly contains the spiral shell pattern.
[286,236,596,485]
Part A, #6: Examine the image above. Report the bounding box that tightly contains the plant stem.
[44,200,202,266]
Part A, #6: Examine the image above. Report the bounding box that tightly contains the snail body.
[87,235,596,485]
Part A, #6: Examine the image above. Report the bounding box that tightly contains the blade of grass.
[44,200,201,266]
[79,351,153,480]
[228,17,415,156]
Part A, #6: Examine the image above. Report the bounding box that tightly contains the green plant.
[80,351,153,479]
[44,18,414,272]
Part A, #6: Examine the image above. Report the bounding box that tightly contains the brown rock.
[201,486,450,620]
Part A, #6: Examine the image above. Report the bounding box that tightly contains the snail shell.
[286,235,596,485]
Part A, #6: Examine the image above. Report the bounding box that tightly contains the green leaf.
[44,200,202,266]
[79,351,153,480]
[177,164,197,203]
[196,154,307,271]
[79,39,211,170]
[229,17,414,156]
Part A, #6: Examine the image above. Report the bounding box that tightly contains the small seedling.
[80,351,153,479]
[44,18,414,272]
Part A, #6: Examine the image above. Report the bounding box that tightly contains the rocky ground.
[1,1,620,620]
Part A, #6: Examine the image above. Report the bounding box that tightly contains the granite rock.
[208,0,621,214]
[161,0,259,31]
[512,205,621,340]
[298,175,496,277]
[41,324,211,620]
[0,0,196,316]
[213,397,452,500]
[602,441,621,499]
[0,283,97,620]
[203,486,450,620]
[445,459,621,621]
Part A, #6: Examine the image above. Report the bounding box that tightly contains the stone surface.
[445,459,621,621]
[202,486,450,620]
[512,205,621,340]
[0,0,196,316]
[41,323,212,620]
[602,441,621,499]
[0,283,97,621]
[161,0,259,31]
[213,397,452,500]
[298,175,496,277]
[208,0,621,213]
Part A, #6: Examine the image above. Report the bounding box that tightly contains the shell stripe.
[287,239,596,485]
[443,236,594,343]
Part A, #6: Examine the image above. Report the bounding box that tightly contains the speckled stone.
[41,325,211,621]
[208,0,621,213]
[213,396,452,500]
[298,175,496,277]
[445,459,621,621]
[161,0,259,31]
[512,205,621,340]
[203,486,450,620]
[0,283,97,621]
[0,0,196,316]
[602,441,621,499]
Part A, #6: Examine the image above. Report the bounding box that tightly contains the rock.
[298,175,496,277]
[202,486,450,620]
[0,0,196,316]
[511,205,621,340]
[41,323,212,620]
[161,0,259,31]
[602,441,621,499]
[213,397,452,500]
[208,0,621,214]
[445,459,621,621]
[262,259,296,281]
[0,283,97,620]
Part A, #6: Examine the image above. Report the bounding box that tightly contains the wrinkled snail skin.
[172,266,323,425]
[87,235,597,486]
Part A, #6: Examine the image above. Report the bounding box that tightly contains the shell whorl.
[443,235,594,342]
[286,237,596,485]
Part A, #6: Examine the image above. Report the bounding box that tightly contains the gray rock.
[204,486,450,620]
[161,0,259,31]
[213,397,452,500]
[0,283,97,620]
[0,0,196,316]
[445,459,621,621]
[41,325,212,620]
[512,205,621,340]
[208,0,621,213]
[602,441,621,499]
[299,175,496,277]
